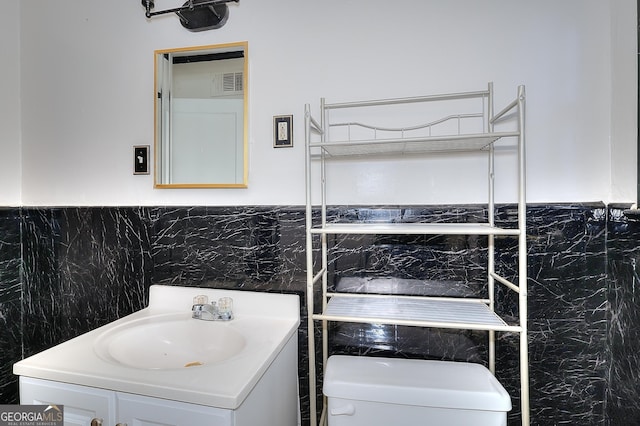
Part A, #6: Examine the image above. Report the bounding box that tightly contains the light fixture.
[141,0,239,32]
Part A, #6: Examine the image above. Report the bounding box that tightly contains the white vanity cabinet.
[14,287,301,426]
[117,392,232,426]
[20,376,234,426]
[20,376,116,426]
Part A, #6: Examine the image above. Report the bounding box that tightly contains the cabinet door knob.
[115,424,128,426]
[90,419,103,426]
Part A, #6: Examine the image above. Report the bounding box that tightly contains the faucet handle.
[193,294,208,305]
[217,297,233,320]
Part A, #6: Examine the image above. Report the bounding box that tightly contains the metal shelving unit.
[304,83,529,426]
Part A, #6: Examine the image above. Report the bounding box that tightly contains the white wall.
[12,0,637,206]
[0,0,22,206]
[611,0,638,202]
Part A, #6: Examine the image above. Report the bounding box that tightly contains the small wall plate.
[273,115,293,148]
[133,145,150,175]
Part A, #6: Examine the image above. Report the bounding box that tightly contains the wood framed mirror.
[154,41,248,188]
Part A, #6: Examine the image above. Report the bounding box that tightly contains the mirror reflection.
[154,42,248,188]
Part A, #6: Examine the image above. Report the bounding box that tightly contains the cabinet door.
[19,376,117,426]
[117,392,233,426]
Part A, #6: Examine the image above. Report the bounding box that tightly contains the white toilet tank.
[323,355,512,426]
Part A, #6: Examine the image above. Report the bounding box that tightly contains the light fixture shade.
[176,0,230,32]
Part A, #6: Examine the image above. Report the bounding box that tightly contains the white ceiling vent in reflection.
[211,72,244,96]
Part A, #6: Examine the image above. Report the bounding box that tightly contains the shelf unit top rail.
[323,89,491,110]
[329,112,483,134]
[306,84,523,138]
[307,92,524,159]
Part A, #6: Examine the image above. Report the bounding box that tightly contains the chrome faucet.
[191,295,233,321]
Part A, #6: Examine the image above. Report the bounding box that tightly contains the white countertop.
[13,285,300,409]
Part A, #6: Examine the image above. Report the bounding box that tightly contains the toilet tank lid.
[323,356,512,412]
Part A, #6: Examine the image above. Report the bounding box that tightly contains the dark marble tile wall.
[0,203,635,425]
[606,205,640,426]
[521,205,608,426]
[0,209,22,404]
[20,208,152,358]
[147,206,306,291]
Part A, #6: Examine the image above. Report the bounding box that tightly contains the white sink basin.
[94,314,246,370]
[13,285,300,409]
